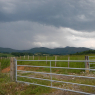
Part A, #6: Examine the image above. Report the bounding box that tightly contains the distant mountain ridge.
[0,47,92,55]
[0,47,20,53]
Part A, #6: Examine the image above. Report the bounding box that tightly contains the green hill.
[0,47,92,55]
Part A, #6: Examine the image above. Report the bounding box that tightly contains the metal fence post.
[15,59,17,82]
[50,61,52,87]
[85,56,89,74]
[10,57,17,82]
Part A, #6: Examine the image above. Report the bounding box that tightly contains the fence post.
[46,56,47,64]
[85,56,89,74]
[10,57,17,82]
[1,57,2,60]
[33,55,34,60]
[28,55,29,60]
[55,56,57,67]
[50,61,52,87]
[24,55,25,59]
[68,56,70,68]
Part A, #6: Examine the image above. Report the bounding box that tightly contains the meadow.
[0,54,95,95]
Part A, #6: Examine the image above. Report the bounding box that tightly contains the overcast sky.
[0,0,95,50]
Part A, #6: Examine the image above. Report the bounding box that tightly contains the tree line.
[73,50,95,55]
[11,52,33,57]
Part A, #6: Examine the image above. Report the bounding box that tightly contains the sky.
[0,0,95,50]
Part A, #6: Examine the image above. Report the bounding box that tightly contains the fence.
[89,56,95,70]
[10,57,95,95]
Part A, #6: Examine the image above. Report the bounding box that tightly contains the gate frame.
[11,58,95,95]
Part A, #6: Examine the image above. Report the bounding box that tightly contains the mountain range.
[0,47,92,55]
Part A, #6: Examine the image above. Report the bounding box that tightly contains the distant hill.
[0,47,20,53]
[74,49,95,55]
[0,47,92,55]
[25,47,92,55]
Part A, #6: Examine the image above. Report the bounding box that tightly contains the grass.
[0,83,53,95]
[0,54,95,95]
[16,54,95,74]
[0,59,10,70]
[0,73,53,95]
[16,72,95,94]
[17,61,85,74]
[0,53,14,57]
[0,73,10,83]
[16,55,95,94]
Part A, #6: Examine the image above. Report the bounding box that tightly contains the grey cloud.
[0,21,74,50]
[0,0,95,31]
[67,29,95,38]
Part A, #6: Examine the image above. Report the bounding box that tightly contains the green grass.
[0,54,95,95]
[17,77,51,86]
[0,53,14,57]
[0,73,10,83]
[17,55,85,60]
[16,55,95,94]
[0,82,53,95]
[16,54,95,74]
[16,72,95,94]
[0,73,53,95]
[0,59,10,70]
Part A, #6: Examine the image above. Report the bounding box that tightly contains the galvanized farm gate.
[10,58,95,95]
[89,56,95,70]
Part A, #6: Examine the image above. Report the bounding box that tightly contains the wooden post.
[0,62,1,74]
[24,55,25,59]
[33,55,34,60]
[1,57,2,60]
[55,56,57,67]
[85,56,89,74]
[68,56,70,68]
[28,55,29,60]
[10,57,16,82]
[46,56,47,64]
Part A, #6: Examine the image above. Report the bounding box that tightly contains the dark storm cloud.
[0,0,95,50]
[0,0,95,31]
[0,21,95,50]
[0,21,74,50]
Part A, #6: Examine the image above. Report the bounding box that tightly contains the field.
[0,54,95,95]
[0,53,14,57]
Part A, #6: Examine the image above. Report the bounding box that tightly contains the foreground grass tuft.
[0,73,53,95]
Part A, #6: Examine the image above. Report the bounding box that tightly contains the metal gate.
[89,56,95,70]
[15,59,95,95]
